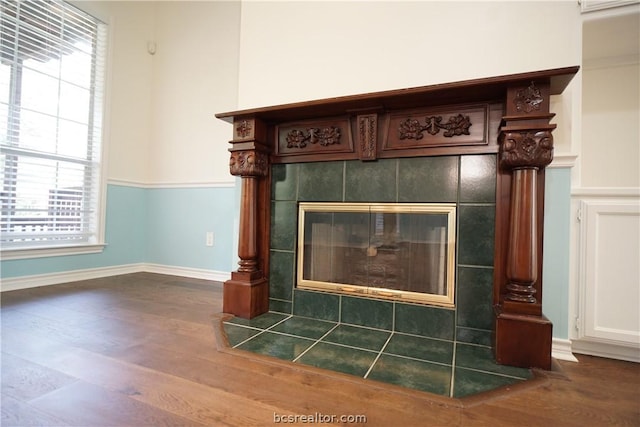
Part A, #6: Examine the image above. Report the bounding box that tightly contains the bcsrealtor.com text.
[273,412,367,424]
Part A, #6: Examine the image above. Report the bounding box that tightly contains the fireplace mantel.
[216,66,579,369]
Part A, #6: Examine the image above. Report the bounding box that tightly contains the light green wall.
[146,186,237,271]
[0,184,238,278]
[542,167,572,339]
[1,185,146,278]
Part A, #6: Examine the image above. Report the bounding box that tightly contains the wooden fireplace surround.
[216,66,579,370]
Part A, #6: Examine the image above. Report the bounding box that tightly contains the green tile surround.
[223,313,532,399]
[259,155,509,398]
[269,155,498,343]
[398,156,459,203]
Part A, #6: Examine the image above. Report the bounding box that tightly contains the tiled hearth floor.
[222,312,533,399]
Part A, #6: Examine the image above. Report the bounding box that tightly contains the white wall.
[77,1,241,186]
[74,1,156,185]
[150,1,240,185]
[578,7,639,189]
[237,1,581,109]
[581,62,639,187]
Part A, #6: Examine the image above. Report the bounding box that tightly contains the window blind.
[0,0,107,250]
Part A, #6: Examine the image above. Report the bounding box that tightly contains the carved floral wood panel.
[276,118,353,156]
[384,105,488,152]
[398,114,472,140]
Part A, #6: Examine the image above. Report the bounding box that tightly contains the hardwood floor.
[1,273,638,426]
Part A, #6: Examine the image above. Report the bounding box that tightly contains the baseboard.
[143,263,231,283]
[551,338,579,362]
[0,263,146,292]
[572,339,640,363]
[0,263,231,292]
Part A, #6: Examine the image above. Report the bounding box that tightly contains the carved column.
[223,118,270,319]
[494,81,555,369]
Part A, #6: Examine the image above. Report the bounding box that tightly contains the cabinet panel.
[579,199,640,346]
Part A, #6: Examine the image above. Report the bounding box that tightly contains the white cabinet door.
[577,199,640,355]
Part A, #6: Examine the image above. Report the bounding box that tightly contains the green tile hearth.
[222,312,533,399]
[453,367,522,398]
[322,324,391,352]
[455,343,533,380]
[367,354,452,396]
[297,342,378,377]
[225,312,288,329]
[224,323,262,347]
[383,333,453,365]
[271,316,337,340]
[236,331,314,361]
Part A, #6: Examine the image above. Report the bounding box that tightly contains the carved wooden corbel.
[499,130,554,170]
[229,150,269,177]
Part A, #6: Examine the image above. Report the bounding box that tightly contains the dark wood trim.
[223,118,271,319]
[493,79,559,368]
[216,66,579,123]
[493,168,512,306]
[495,310,553,369]
[258,169,271,286]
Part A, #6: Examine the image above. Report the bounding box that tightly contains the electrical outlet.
[206,232,214,247]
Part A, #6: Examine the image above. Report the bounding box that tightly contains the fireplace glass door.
[297,203,456,307]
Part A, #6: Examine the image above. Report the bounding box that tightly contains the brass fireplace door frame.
[297,202,457,307]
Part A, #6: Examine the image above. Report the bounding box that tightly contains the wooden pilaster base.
[223,271,269,319]
[495,309,552,370]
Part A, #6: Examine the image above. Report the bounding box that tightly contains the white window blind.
[0,0,107,251]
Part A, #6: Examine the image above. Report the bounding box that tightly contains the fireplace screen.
[297,203,456,307]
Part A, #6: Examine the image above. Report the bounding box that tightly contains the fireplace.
[298,202,456,306]
[216,66,579,369]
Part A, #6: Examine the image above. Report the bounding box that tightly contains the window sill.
[1,244,106,261]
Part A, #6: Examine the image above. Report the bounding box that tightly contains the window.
[0,0,107,256]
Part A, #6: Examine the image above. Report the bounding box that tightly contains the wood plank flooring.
[1,273,638,426]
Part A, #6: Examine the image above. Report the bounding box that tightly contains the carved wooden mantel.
[216,66,579,370]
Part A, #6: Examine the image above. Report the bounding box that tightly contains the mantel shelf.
[216,66,579,124]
